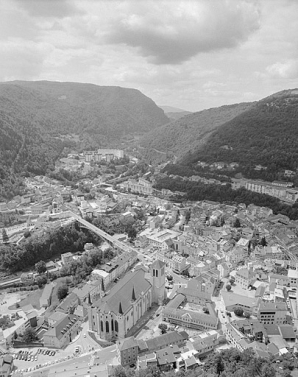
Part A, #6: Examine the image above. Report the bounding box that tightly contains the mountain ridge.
[0,80,169,200]
[140,102,254,161]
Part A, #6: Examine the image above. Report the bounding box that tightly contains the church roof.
[93,269,151,315]
[151,259,165,269]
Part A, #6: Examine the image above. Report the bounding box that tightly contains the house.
[56,292,79,314]
[177,276,214,305]
[20,272,35,285]
[288,269,298,288]
[232,319,267,343]
[225,323,250,352]
[90,251,138,290]
[43,314,81,349]
[156,345,181,371]
[221,291,259,314]
[72,282,101,305]
[117,337,139,367]
[138,353,157,370]
[47,312,68,328]
[217,262,230,279]
[145,331,188,353]
[191,330,219,356]
[39,283,54,308]
[61,252,74,266]
[257,302,288,325]
[269,273,290,287]
[235,266,255,289]
[162,302,218,330]
[3,311,31,345]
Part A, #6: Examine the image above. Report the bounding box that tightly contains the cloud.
[13,0,80,18]
[266,60,298,79]
[0,39,48,81]
[105,0,261,64]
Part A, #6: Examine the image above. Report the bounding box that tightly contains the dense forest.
[154,177,298,220]
[182,91,298,177]
[0,80,168,200]
[112,348,295,377]
[140,102,253,160]
[0,222,102,272]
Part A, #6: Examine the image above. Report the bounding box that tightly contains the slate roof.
[48,312,68,323]
[221,291,259,308]
[156,346,180,365]
[56,292,78,313]
[43,314,79,340]
[118,337,138,351]
[165,294,185,309]
[92,269,151,315]
[279,325,296,339]
[163,307,218,327]
[146,331,186,352]
[72,284,95,300]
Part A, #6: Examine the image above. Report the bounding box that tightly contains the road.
[24,344,119,377]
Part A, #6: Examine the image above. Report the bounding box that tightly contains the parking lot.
[12,348,58,374]
[11,322,100,374]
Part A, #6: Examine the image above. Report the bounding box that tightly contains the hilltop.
[140,102,253,160]
[0,81,168,199]
[182,89,298,176]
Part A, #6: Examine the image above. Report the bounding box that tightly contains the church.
[88,260,166,341]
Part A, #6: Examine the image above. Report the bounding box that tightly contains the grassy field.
[17,288,43,310]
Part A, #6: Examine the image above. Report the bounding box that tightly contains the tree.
[23,230,31,238]
[57,285,68,301]
[203,307,209,314]
[226,284,232,291]
[234,308,244,317]
[127,226,137,241]
[158,323,168,334]
[23,327,38,343]
[260,236,268,247]
[229,277,235,285]
[35,260,47,274]
[2,229,9,243]
[36,275,47,288]
[244,311,251,319]
[234,218,241,228]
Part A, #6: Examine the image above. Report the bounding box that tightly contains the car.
[50,351,55,356]
[37,349,41,354]
[46,350,51,355]
[84,333,86,338]
[35,356,38,361]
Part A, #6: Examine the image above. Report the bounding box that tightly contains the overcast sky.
[1,0,298,111]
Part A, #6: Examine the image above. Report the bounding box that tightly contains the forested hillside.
[0,81,168,200]
[140,102,253,159]
[183,89,298,173]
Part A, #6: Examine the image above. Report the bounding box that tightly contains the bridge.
[65,211,136,254]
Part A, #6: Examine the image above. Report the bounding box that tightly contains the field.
[18,289,44,310]
[7,289,43,310]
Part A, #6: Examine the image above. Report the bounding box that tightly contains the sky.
[1,0,298,112]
